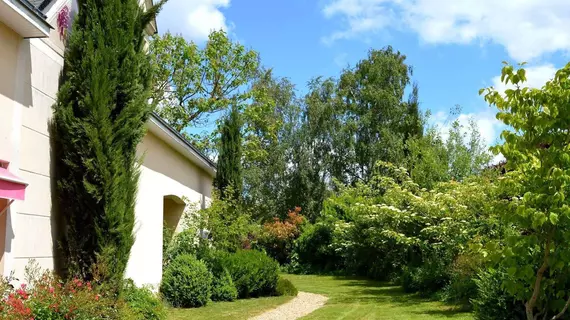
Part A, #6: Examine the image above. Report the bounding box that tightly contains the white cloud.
[431,110,505,147]
[491,64,557,94]
[158,0,230,42]
[322,0,570,61]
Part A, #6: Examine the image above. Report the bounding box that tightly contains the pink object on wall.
[0,167,27,201]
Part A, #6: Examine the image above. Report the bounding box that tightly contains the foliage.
[471,269,525,320]
[52,0,165,285]
[215,104,243,200]
[258,207,305,264]
[149,31,259,143]
[480,62,570,319]
[441,254,483,307]
[0,267,130,319]
[211,268,239,302]
[163,227,199,268]
[198,191,259,252]
[405,116,491,189]
[198,248,239,302]
[242,70,301,221]
[400,259,450,294]
[221,250,280,298]
[161,254,212,308]
[122,279,166,320]
[331,47,423,184]
[274,278,298,297]
[291,221,338,273]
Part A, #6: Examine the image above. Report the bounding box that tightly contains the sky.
[156,0,570,149]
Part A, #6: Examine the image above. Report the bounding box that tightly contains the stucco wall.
[126,132,213,288]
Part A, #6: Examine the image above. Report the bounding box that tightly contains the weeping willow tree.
[52,0,166,285]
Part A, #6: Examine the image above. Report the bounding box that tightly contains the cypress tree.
[214,105,243,200]
[52,0,165,285]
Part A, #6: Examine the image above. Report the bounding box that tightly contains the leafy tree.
[334,47,421,183]
[149,30,259,152]
[52,0,165,284]
[482,62,570,320]
[242,70,301,220]
[447,118,491,181]
[214,105,243,200]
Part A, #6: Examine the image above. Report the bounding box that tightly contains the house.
[0,0,214,288]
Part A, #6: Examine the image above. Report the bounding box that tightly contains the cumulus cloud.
[158,0,230,42]
[321,0,570,61]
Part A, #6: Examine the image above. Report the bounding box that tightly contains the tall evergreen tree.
[214,104,243,200]
[52,0,165,284]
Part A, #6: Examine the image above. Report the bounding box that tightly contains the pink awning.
[0,166,27,201]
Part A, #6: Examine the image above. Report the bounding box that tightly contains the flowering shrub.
[259,207,305,264]
[0,271,129,319]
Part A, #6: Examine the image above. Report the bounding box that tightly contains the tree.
[482,62,570,320]
[242,69,301,220]
[149,31,259,153]
[214,105,243,200]
[52,0,165,285]
[334,47,421,183]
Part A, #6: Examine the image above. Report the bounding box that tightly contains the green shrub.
[274,278,298,296]
[400,260,449,294]
[222,250,279,298]
[472,269,525,320]
[441,254,481,307]
[211,268,238,301]
[160,254,212,308]
[292,222,337,272]
[122,279,166,320]
[163,229,198,268]
[196,248,238,301]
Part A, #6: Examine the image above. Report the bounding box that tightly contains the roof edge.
[148,113,216,176]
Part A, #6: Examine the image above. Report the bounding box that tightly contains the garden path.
[249,292,328,320]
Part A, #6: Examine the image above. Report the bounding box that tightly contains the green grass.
[166,274,474,320]
[284,274,474,320]
[166,295,293,320]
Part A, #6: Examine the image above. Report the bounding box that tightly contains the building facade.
[0,0,214,288]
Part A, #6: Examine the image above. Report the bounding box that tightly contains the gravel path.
[249,292,328,320]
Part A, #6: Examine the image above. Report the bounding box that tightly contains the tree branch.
[526,234,552,320]
[551,295,570,320]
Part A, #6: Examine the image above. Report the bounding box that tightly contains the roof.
[20,0,50,18]
[147,113,216,177]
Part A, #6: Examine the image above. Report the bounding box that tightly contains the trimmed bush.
[472,270,525,320]
[275,278,298,296]
[211,268,238,302]
[122,279,166,320]
[222,250,279,298]
[160,254,212,308]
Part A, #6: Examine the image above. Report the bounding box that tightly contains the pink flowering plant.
[0,266,124,319]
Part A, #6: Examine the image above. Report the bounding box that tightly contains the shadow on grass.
[321,275,470,317]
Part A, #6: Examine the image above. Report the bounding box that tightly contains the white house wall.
[2,14,66,278]
[126,131,213,288]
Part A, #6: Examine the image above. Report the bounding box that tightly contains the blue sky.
[157,0,570,149]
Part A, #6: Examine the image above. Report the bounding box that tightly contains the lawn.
[284,274,473,320]
[166,274,474,320]
[167,295,294,320]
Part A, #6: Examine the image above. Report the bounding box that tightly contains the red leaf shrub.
[259,207,305,264]
[0,271,127,319]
